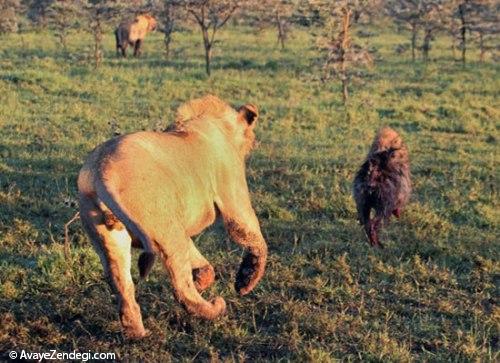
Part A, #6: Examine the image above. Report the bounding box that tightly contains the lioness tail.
[94,175,157,279]
[138,252,155,279]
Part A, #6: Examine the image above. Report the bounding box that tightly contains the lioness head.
[174,95,259,159]
[236,103,259,157]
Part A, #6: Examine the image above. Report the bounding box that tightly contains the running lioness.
[77,95,268,339]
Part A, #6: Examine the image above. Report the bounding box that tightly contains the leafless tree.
[387,0,452,62]
[351,0,382,24]
[312,1,373,104]
[47,0,84,50]
[152,0,183,59]
[24,0,53,28]
[83,0,125,67]
[468,0,499,62]
[386,0,421,61]
[252,0,296,49]
[181,0,239,75]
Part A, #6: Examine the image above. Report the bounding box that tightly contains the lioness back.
[97,132,219,225]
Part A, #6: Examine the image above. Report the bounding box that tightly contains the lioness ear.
[238,104,259,125]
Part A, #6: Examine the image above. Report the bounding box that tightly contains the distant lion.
[115,14,157,57]
[77,95,268,339]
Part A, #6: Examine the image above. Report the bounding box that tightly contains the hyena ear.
[238,104,259,125]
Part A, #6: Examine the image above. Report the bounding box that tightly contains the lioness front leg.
[217,186,268,295]
[224,216,268,295]
[217,179,268,295]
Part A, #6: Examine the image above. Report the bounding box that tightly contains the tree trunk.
[451,38,456,60]
[479,32,485,62]
[353,10,361,24]
[163,2,173,60]
[342,78,348,105]
[340,10,351,105]
[459,3,466,64]
[164,35,171,60]
[204,45,211,76]
[93,18,102,68]
[276,13,285,49]
[58,33,67,50]
[201,27,212,76]
[422,29,431,62]
[411,23,417,62]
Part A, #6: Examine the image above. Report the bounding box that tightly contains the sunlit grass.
[0,24,498,361]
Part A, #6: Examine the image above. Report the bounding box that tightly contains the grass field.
[0,23,499,361]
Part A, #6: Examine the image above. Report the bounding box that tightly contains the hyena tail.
[94,177,156,279]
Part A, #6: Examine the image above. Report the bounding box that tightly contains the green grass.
[0,24,499,361]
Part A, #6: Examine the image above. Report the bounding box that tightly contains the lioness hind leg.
[187,240,215,292]
[79,195,147,339]
[155,235,225,320]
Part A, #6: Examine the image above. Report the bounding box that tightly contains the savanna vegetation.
[0,0,499,361]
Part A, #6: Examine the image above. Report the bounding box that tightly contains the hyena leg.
[359,202,378,247]
[187,240,215,292]
[366,216,383,248]
[155,233,225,319]
[79,195,146,339]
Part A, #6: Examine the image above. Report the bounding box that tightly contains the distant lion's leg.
[121,43,128,57]
[133,39,142,57]
[79,196,146,339]
[155,234,225,319]
[186,240,215,292]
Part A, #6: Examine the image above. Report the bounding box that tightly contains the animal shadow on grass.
[106,52,305,76]
[0,148,81,239]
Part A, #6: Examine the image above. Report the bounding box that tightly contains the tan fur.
[77,95,267,339]
[370,127,410,181]
[129,14,157,42]
[370,127,404,155]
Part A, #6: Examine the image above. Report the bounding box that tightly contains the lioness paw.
[192,265,215,292]
[235,253,260,295]
[123,327,149,340]
[211,297,226,315]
